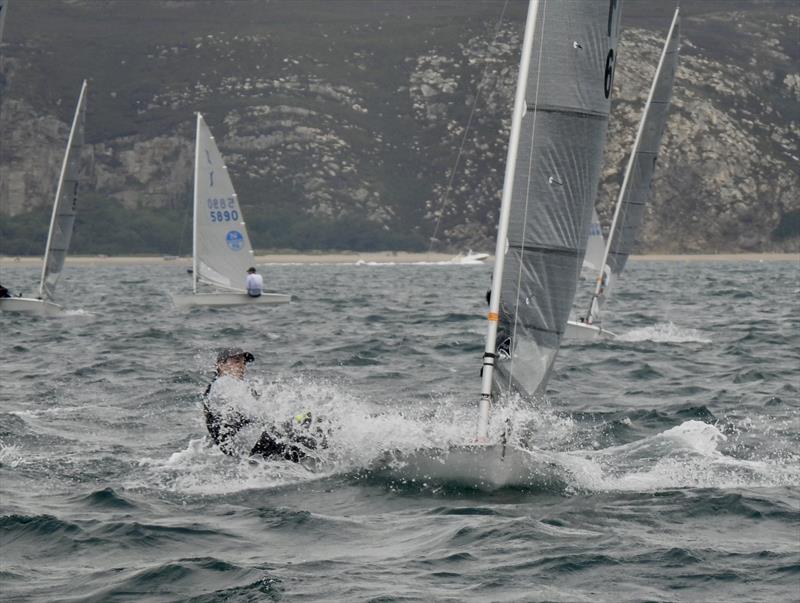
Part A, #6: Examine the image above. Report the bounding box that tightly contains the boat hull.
[0,297,62,316]
[373,443,563,490]
[172,292,291,309]
[565,319,616,341]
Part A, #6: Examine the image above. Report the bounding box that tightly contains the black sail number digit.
[604,50,615,99]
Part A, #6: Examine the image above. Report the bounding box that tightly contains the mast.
[477,0,540,441]
[192,113,201,294]
[39,79,87,300]
[586,7,680,323]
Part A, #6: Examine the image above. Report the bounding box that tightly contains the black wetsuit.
[202,381,324,462]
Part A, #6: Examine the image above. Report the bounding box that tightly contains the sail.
[602,10,679,296]
[492,0,623,397]
[193,113,256,292]
[583,208,605,272]
[0,0,7,46]
[39,80,87,301]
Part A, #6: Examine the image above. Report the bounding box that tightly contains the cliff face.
[0,0,797,252]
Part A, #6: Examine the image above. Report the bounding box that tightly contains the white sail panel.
[194,114,256,292]
[583,208,605,272]
[39,80,87,301]
[494,0,623,397]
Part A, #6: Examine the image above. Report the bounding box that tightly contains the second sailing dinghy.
[0,80,88,317]
[567,9,680,341]
[380,0,622,489]
[172,113,290,308]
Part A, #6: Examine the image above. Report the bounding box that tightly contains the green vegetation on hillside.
[0,195,427,255]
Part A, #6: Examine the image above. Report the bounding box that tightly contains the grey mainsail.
[488,0,623,398]
[0,0,7,47]
[192,113,256,292]
[588,9,680,322]
[39,80,87,301]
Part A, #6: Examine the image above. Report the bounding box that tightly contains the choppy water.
[1,259,798,602]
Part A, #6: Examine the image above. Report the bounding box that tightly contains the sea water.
[1,259,798,602]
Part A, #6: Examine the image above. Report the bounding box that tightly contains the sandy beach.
[0,251,797,268]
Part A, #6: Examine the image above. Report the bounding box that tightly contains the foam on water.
[140,375,799,495]
[568,420,800,492]
[618,321,712,344]
[0,441,24,468]
[61,308,94,317]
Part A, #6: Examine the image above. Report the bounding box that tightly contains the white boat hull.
[373,443,563,490]
[565,319,616,341]
[0,297,62,316]
[172,291,291,309]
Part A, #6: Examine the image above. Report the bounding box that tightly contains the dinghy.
[171,114,290,308]
[0,80,87,317]
[382,0,623,489]
[567,8,680,341]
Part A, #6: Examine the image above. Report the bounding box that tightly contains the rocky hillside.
[0,0,797,253]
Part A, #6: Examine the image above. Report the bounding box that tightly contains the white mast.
[586,7,680,323]
[39,79,87,299]
[192,113,201,294]
[477,0,540,440]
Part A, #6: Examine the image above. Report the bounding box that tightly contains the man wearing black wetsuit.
[203,348,325,462]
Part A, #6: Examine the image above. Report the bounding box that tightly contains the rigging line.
[427,0,510,252]
[508,0,548,392]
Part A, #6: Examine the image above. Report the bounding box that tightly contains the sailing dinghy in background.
[172,113,290,308]
[0,0,7,46]
[381,0,623,489]
[567,8,680,341]
[0,80,88,317]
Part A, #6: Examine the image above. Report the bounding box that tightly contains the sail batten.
[39,80,87,301]
[485,0,623,402]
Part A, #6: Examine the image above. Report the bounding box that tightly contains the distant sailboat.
[383,0,623,488]
[0,80,88,317]
[0,0,7,46]
[171,113,290,308]
[452,250,489,264]
[567,8,680,341]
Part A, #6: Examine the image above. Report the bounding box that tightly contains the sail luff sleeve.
[494,0,623,398]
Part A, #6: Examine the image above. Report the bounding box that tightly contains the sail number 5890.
[207,197,239,223]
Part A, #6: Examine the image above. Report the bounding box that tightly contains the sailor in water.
[203,348,325,462]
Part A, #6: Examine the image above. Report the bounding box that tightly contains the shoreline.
[0,251,797,267]
[0,251,800,268]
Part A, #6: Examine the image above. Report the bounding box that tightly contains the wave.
[137,374,800,496]
[618,322,712,344]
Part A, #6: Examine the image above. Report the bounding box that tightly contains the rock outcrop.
[0,0,796,252]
